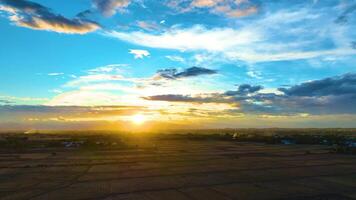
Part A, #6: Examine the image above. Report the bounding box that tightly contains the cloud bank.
[144,73,356,115]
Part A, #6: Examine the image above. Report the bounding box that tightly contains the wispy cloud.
[136,20,162,31]
[335,3,356,24]
[87,64,127,73]
[48,72,64,76]
[0,0,100,34]
[92,0,131,17]
[167,0,259,18]
[106,25,261,51]
[106,8,356,62]
[165,55,185,62]
[65,74,128,87]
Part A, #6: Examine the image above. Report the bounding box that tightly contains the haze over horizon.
[1,0,356,130]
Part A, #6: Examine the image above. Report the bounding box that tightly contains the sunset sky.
[0,0,356,130]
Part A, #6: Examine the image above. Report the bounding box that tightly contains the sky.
[0,0,356,130]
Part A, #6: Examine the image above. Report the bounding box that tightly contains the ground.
[0,136,356,200]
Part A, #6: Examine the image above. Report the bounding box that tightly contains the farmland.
[0,130,355,200]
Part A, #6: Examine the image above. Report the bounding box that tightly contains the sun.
[131,114,146,125]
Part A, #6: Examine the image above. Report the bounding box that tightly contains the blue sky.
[0,0,356,130]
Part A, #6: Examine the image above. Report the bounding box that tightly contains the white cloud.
[64,63,136,88]
[105,8,356,63]
[48,73,64,76]
[225,48,356,62]
[129,49,150,59]
[107,25,261,51]
[246,70,262,79]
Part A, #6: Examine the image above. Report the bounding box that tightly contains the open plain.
[0,134,356,200]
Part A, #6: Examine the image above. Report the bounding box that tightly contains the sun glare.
[131,114,146,125]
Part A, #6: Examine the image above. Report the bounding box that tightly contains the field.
[0,130,356,200]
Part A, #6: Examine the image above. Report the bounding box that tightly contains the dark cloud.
[175,66,217,78]
[143,94,231,104]
[225,84,263,96]
[145,73,356,115]
[76,10,93,18]
[155,68,178,80]
[93,0,131,17]
[335,4,356,24]
[0,99,13,104]
[155,67,217,80]
[143,94,204,102]
[0,0,100,34]
[278,73,356,96]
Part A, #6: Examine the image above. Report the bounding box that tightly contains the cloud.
[144,73,356,115]
[0,0,100,34]
[166,55,185,62]
[0,99,13,104]
[65,74,128,87]
[106,25,261,51]
[191,0,221,8]
[63,64,138,92]
[48,72,64,76]
[224,49,356,62]
[335,3,356,24]
[246,70,262,79]
[211,1,258,18]
[279,73,356,97]
[136,20,161,31]
[224,84,263,96]
[87,64,127,73]
[0,105,146,123]
[144,94,208,102]
[142,94,232,104]
[0,95,49,105]
[93,0,131,16]
[223,5,258,18]
[47,90,126,106]
[106,8,356,63]
[129,49,150,59]
[168,0,259,18]
[155,66,217,80]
